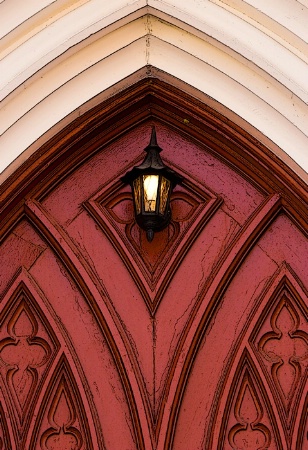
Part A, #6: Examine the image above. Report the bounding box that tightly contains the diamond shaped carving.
[84,169,221,312]
[0,270,60,443]
[250,266,308,429]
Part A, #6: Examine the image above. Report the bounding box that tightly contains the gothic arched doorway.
[0,80,307,450]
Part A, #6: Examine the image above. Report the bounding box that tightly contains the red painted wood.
[0,118,307,450]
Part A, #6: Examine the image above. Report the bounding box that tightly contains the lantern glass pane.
[159,176,171,214]
[133,177,142,214]
[143,175,159,212]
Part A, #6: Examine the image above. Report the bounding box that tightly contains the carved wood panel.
[0,83,307,450]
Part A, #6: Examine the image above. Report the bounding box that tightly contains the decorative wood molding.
[251,265,308,440]
[209,264,308,450]
[1,79,307,239]
[24,200,149,449]
[0,400,13,449]
[0,270,60,447]
[158,193,283,447]
[0,78,307,450]
[32,355,92,450]
[84,167,222,313]
[219,351,277,449]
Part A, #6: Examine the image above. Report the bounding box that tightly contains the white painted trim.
[0,1,307,181]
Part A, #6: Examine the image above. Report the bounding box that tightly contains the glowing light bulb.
[143,175,159,212]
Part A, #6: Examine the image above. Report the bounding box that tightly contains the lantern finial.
[150,126,158,147]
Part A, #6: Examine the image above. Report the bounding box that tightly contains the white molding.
[0,1,307,181]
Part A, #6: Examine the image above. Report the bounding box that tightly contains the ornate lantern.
[121,127,183,242]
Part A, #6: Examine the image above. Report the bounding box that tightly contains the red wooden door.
[0,84,307,450]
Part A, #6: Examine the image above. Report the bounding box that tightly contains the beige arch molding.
[0,0,307,182]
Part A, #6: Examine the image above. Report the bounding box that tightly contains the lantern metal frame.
[121,127,183,242]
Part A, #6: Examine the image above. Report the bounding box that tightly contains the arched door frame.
[0,78,307,450]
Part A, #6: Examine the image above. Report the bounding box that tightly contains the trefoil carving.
[32,355,94,450]
[40,378,83,450]
[258,298,308,412]
[0,270,61,450]
[228,372,271,449]
[0,280,59,439]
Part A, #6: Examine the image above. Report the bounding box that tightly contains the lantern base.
[137,209,171,242]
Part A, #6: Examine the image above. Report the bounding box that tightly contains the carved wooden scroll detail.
[0,281,59,441]
[84,175,221,311]
[32,355,93,450]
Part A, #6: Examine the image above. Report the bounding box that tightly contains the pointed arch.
[30,354,93,449]
[218,350,282,449]
[0,65,307,450]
